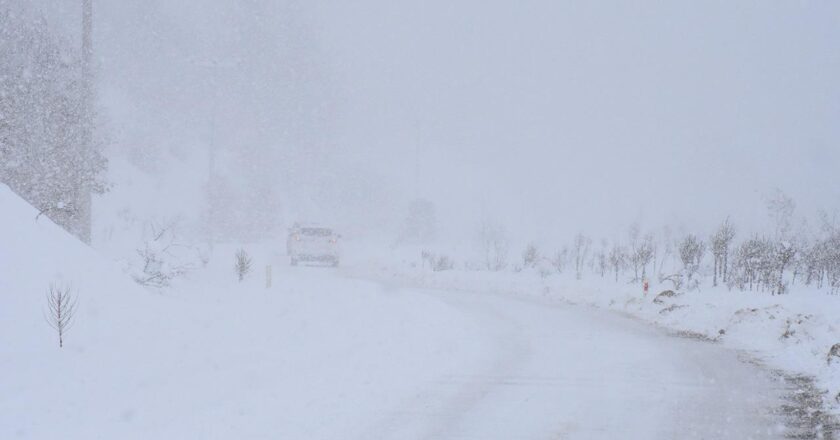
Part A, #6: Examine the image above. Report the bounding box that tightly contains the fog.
[312,1,840,240]
[33,0,840,243]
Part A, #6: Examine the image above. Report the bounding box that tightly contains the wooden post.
[78,0,93,243]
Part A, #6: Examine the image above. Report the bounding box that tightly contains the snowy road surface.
[3,264,786,439]
[358,277,785,440]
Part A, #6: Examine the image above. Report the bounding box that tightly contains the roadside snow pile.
[349,251,840,419]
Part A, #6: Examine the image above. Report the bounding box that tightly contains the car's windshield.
[300,228,333,237]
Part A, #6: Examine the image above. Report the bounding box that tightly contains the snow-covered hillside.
[0,185,486,439]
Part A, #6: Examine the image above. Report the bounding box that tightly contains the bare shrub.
[537,261,553,279]
[133,219,196,288]
[552,247,569,273]
[711,218,736,286]
[421,249,434,269]
[477,220,509,271]
[45,284,77,348]
[630,233,655,282]
[522,243,540,268]
[432,254,454,272]
[679,234,706,290]
[659,273,684,291]
[420,250,454,272]
[235,249,253,281]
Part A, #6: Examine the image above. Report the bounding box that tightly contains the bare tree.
[656,226,674,277]
[45,284,77,348]
[595,250,608,278]
[679,234,706,290]
[608,243,626,282]
[628,232,654,282]
[235,248,253,281]
[477,219,509,271]
[766,189,796,239]
[774,240,796,295]
[729,236,772,292]
[638,233,655,280]
[711,218,736,286]
[572,233,592,280]
[765,192,799,295]
[399,198,437,245]
[627,224,643,281]
[522,242,540,268]
[552,247,569,274]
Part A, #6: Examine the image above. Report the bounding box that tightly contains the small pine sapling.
[235,249,253,282]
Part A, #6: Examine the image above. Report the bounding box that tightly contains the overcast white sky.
[309,1,840,240]
[36,0,840,242]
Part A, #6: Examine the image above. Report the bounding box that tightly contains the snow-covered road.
[3,258,790,439]
[359,278,786,439]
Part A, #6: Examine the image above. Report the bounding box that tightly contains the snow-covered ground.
[345,244,840,435]
[1,184,825,439]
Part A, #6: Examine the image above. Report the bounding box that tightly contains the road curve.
[362,283,786,440]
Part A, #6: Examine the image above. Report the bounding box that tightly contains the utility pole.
[78,0,93,243]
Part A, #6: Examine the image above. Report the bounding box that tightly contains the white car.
[287,224,340,266]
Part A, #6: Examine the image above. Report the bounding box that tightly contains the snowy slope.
[0,184,484,439]
[0,184,180,437]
